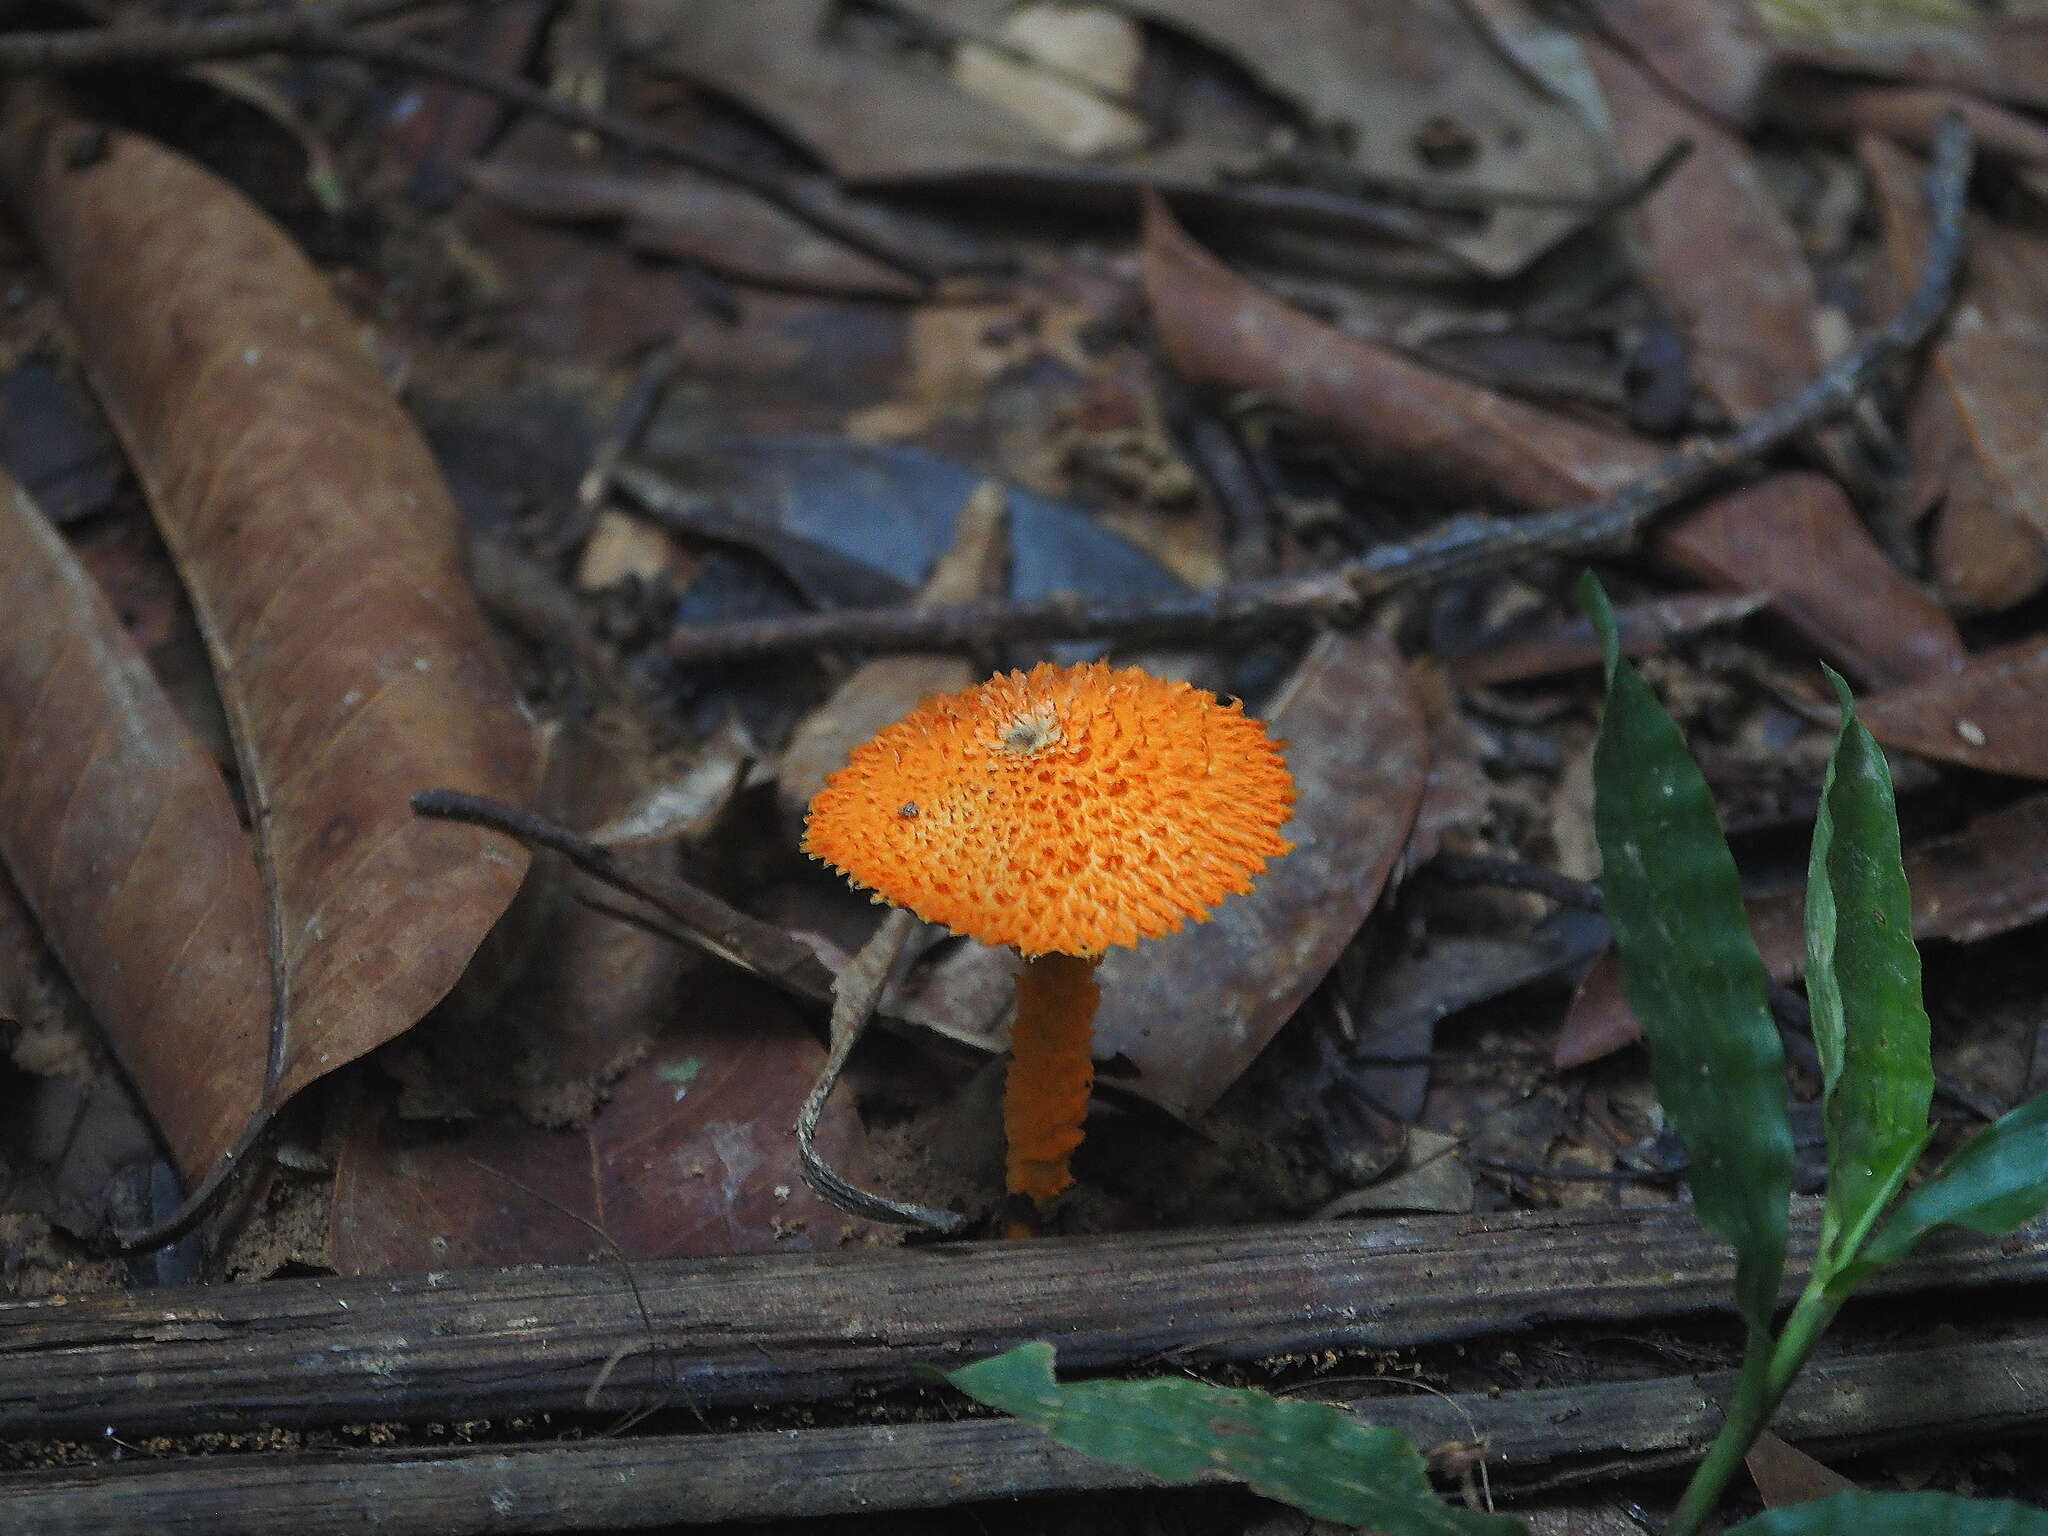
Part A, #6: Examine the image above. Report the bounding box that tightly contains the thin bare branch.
[664,115,1974,669]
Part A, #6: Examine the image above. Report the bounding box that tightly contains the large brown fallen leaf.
[329,976,875,1272]
[1862,131,2048,611]
[1142,194,1965,687]
[1557,793,2048,1067]
[891,629,1428,1122]
[0,92,538,1179]
[1586,36,1822,422]
[618,0,1605,276]
[1858,638,2048,779]
[0,473,268,1182]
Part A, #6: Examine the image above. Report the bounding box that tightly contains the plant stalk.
[1664,1283,1842,1536]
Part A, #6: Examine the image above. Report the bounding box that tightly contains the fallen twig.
[664,116,1973,669]
[0,3,944,288]
[410,788,840,1002]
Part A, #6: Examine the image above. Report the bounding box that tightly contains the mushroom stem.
[1004,950,1102,1209]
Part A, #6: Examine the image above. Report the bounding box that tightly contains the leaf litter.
[1,0,2048,1519]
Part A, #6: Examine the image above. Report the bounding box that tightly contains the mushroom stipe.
[804,661,1294,1225]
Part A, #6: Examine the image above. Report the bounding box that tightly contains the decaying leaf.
[0,92,538,1175]
[618,0,1606,275]
[1142,192,1964,687]
[1863,131,2048,611]
[329,977,876,1272]
[1587,36,1823,422]
[1094,630,1429,1119]
[1858,639,2048,779]
[0,472,268,1182]
[1745,1431,1857,1508]
[1580,0,1776,125]
[1559,793,2048,1066]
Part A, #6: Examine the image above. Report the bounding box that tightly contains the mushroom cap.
[803,661,1293,957]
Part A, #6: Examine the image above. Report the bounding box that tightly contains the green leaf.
[1803,669,1934,1272]
[1858,1090,2048,1270]
[1728,1490,2048,1535]
[945,1343,1522,1536]
[1583,572,1792,1332]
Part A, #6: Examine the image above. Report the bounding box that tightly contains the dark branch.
[663,115,1974,669]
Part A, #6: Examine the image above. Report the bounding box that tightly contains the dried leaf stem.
[664,116,1974,669]
[796,907,966,1231]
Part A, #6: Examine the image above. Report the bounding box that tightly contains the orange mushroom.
[803,660,1293,1223]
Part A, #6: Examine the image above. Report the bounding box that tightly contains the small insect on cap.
[803,661,1295,958]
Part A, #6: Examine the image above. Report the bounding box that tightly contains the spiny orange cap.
[803,661,1293,957]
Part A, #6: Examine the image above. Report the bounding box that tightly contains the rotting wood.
[3,1320,2046,1534]
[0,1200,2043,1441]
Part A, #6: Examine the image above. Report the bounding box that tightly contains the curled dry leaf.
[0,473,267,1181]
[1558,793,2048,1067]
[0,93,538,1177]
[1142,193,1964,687]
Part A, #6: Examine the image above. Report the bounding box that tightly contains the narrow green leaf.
[945,1343,1522,1536]
[1728,1490,2048,1535]
[1858,1090,2048,1270]
[1582,572,1792,1332]
[1804,669,1934,1270]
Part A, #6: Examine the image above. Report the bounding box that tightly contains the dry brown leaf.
[1746,1431,1857,1508]
[1581,0,1776,125]
[1863,132,2048,611]
[1558,793,2048,1066]
[619,0,1604,276]
[329,978,876,1272]
[1091,630,1430,1119]
[0,94,538,1175]
[1587,36,1823,420]
[1142,193,1965,687]
[0,473,268,1181]
[1858,638,2048,778]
